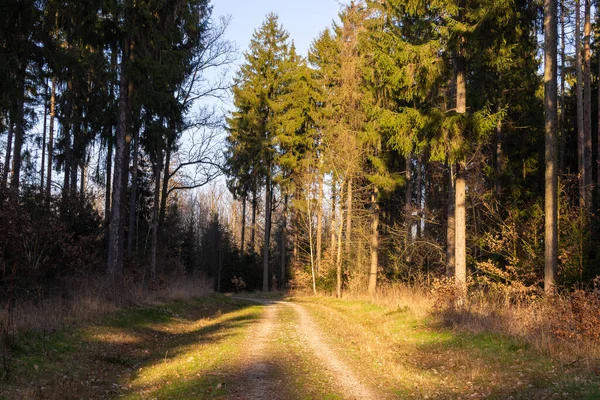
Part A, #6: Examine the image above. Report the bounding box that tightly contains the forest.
[2,0,600,396]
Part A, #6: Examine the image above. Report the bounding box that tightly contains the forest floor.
[1,293,600,399]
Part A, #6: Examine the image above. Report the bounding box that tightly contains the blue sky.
[211,0,344,57]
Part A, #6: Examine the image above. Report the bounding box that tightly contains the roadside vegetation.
[2,291,600,399]
[296,293,600,399]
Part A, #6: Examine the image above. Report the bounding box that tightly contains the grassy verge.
[294,296,600,399]
[0,294,263,400]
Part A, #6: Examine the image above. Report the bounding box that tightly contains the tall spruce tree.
[226,14,292,291]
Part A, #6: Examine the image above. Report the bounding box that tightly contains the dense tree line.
[225,1,600,294]
[3,0,600,296]
[0,0,237,295]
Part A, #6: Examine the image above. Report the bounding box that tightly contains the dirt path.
[228,300,282,399]
[231,298,377,400]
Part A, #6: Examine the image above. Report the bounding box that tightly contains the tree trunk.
[405,153,413,244]
[446,163,455,277]
[159,135,173,231]
[597,48,600,187]
[40,79,48,195]
[455,58,466,114]
[280,195,287,286]
[454,54,467,283]
[62,78,73,202]
[2,122,13,189]
[263,169,272,292]
[544,0,558,292]
[307,182,317,295]
[118,117,131,267]
[330,179,337,251]
[70,121,79,199]
[240,195,246,257]
[494,103,503,193]
[46,77,56,199]
[558,1,566,173]
[576,0,585,206]
[345,177,353,262]
[416,156,422,238]
[107,37,130,281]
[104,44,117,219]
[455,167,466,284]
[105,134,113,224]
[127,126,140,257]
[368,188,379,295]
[583,0,592,205]
[80,146,86,196]
[336,180,345,298]
[251,189,257,253]
[316,170,324,275]
[150,154,162,281]
[10,68,26,191]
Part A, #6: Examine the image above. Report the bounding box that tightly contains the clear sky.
[211,0,344,58]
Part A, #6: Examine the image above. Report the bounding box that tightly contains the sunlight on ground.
[123,305,262,399]
[300,296,600,399]
[86,328,143,345]
[3,295,599,400]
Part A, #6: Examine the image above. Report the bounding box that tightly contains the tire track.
[231,297,377,400]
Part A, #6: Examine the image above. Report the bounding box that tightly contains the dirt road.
[229,298,378,400]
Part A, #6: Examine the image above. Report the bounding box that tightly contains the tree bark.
[336,180,345,298]
[104,44,118,219]
[446,163,455,277]
[127,126,140,257]
[150,153,162,281]
[105,133,113,224]
[280,195,287,286]
[455,167,466,284]
[10,68,26,191]
[159,133,173,231]
[576,0,585,206]
[368,188,379,295]
[455,58,466,114]
[345,177,353,262]
[240,195,246,257]
[583,0,592,204]
[262,169,272,292]
[405,153,413,244]
[544,0,558,292]
[416,156,422,238]
[46,77,56,199]
[40,79,48,195]
[597,47,600,187]
[316,170,324,275]
[62,78,73,202]
[2,123,13,189]
[494,103,503,193]
[251,188,257,253]
[107,37,131,281]
[558,1,566,173]
[330,179,337,250]
[70,121,79,198]
[454,54,467,283]
[80,146,86,196]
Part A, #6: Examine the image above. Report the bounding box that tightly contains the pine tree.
[226,13,292,291]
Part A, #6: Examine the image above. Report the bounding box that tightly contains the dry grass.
[0,295,263,399]
[1,274,214,335]
[295,294,600,399]
[327,279,600,371]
